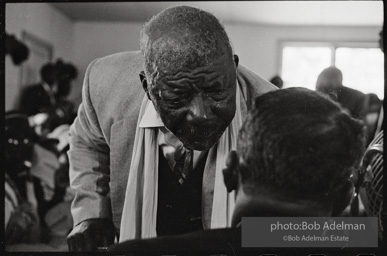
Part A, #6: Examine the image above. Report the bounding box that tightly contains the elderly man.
[67,6,275,251]
[109,88,365,254]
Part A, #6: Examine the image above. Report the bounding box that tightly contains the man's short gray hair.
[140,6,233,78]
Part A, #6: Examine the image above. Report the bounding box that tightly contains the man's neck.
[231,189,332,227]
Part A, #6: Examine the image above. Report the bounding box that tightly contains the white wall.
[5,3,74,111]
[225,23,381,79]
[69,21,381,108]
[5,5,382,110]
[70,22,143,106]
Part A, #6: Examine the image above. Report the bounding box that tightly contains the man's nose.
[186,95,212,121]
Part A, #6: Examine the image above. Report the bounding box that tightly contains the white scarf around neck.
[119,84,242,242]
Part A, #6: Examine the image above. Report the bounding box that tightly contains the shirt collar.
[139,101,165,128]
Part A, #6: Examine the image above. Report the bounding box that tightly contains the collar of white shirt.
[139,101,164,128]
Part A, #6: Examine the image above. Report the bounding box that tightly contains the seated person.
[5,112,63,248]
[5,112,45,248]
[109,87,366,255]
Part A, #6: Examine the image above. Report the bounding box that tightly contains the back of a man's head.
[140,6,233,77]
[237,88,365,211]
[316,66,343,95]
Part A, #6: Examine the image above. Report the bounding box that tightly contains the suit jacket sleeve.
[68,58,112,226]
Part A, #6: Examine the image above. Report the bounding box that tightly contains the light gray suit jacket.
[68,51,276,232]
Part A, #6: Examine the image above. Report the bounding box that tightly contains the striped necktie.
[173,148,193,185]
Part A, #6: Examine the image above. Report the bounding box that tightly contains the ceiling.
[50,1,383,26]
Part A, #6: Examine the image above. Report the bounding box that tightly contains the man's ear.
[223,150,239,193]
[139,71,151,100]
[233,55,239,68]
[331,179,354,216]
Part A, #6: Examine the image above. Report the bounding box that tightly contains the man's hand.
[67,218,116,251]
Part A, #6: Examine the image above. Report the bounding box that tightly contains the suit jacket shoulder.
[237,65,277,109]
[86,51,145,143]
[68,51,146,227]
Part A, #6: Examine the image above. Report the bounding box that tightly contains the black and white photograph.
[4,1,384,254]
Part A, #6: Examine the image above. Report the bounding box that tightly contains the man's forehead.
[146,30,231,66]
[161,62,231,79]
[150,64,233,92]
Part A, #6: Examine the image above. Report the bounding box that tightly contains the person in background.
[66,5,276,251]
[54,59,78,125]
[110,88,365,255]
[269,75,283,89]
[315,66,367,120]
[5,112,44,247]
[19,60,79,136]
[5,113,40,204]
[5,111,73,251]
[5,33,30,66]
[19,63,58,117]
[363,93,382,144]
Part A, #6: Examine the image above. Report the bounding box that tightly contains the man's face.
[148,56,237,150]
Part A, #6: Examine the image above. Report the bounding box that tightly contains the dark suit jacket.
[109,227,243,255]
[19,83,55,116]
[337,86,366,119]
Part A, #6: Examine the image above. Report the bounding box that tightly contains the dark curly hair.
[238,88,366,206]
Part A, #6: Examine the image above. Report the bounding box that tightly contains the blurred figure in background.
[315,66,382,145]
[5,113,40,203]
[269,75,283,89]
[18,60,78,137]
[7,59,78,250]
[5,112,46,248]
[363,93,382,143]
[5,33,30,66]
[55,60,78,102]
[315,66,367,120]
[5,111,74,251]
[19,63,58,117]
[54,59,78,125]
